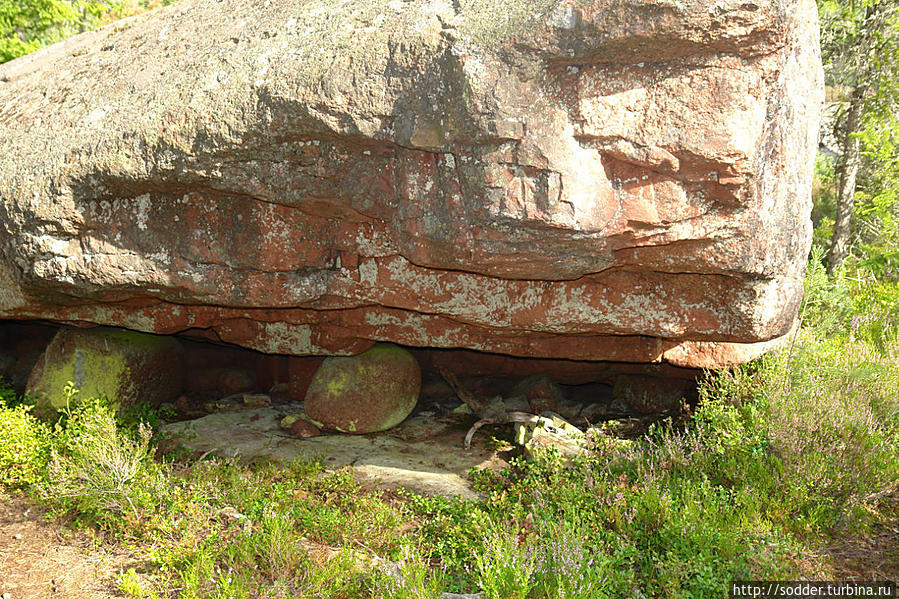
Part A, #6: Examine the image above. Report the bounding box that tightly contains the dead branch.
[438,365,486,414]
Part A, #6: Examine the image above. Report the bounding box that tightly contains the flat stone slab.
[160,407,508,499]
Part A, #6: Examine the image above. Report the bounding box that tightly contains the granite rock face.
[0,0,822,366]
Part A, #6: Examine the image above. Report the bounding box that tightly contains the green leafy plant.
[117,567,148,598]
[0,396,51,486]
[0,375,15,402]
[474,528,536,599]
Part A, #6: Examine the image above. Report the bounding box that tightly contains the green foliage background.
[0,0,174,63]
[815,0,899,275]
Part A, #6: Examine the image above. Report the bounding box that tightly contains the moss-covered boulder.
[305,344,420,434]
[26,327,185,409]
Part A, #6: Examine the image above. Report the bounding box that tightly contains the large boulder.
[26,327,184,409]
[305,344,420,434]
[0,0,822,367]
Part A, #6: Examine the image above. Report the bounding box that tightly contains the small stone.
[515,412,586,459]
[216,506,247,521]
[578,402,607,424]
[12,533,22,540]
[512,374,566,414]
[279,414,321,438]
[555,399,583,423]
[242,393,271,407]
[613,375,690,414]
[502,395,530,412]
[216,506,252,531]
[608,397,630,416]
[540,411,584,437]
[204,392,252,412]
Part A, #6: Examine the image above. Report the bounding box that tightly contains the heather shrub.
[42,383,160,522]
[529,527,613,599]
[769,334,899,527]
[375,546,449,598]
[474,528,536,599]
[685,331,899,533]
[470,522,614,599]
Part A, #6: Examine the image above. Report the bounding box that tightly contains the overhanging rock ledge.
[0,0,823,367]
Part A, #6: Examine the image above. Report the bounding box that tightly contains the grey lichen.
[457,0,562,46]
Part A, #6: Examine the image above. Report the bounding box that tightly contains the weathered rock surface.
[305,344,421,433]
[26,327,184,408]
[512,373,567,413]
[518,412,588,460]
[0,0,822,366]
[161,407,507,499]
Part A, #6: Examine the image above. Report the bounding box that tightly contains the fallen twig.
[438,366,551,450]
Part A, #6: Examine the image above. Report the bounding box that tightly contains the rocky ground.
[160,403,511,500]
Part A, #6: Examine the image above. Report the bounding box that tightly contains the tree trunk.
[827,86,865,274]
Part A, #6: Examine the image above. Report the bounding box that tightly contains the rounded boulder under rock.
[304,344,421,434]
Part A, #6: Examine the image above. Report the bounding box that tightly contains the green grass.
[1,260,897,597]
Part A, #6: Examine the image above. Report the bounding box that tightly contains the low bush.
[0,399,51,487]
[39,384,161,524]
[770,334,899,530]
